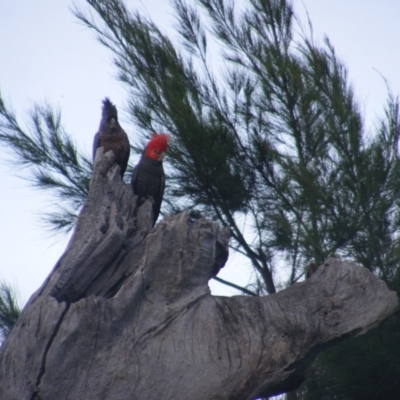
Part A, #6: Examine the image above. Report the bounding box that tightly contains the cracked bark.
[0,149,398,400]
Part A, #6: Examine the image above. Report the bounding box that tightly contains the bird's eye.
[154,149,159,154]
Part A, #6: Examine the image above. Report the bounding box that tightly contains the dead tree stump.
[0,150,398,400]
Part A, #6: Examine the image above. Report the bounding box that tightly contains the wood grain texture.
[0,148,397,400]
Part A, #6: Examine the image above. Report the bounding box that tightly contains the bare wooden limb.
[0,149,397,400]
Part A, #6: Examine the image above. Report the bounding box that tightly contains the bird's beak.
[159,152,166,161]
[110,118,116,128]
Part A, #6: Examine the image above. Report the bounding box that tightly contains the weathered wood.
[0,149,398,400]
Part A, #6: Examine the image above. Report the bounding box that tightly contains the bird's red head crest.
[145,133,170,161]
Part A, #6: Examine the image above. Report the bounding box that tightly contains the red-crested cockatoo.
[131,134,169,225]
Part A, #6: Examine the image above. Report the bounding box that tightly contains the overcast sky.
[1,0,400,305]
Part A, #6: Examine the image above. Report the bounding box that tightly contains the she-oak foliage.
[1,0,400,397]
[0,282,20,343]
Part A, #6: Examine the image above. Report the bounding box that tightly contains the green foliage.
[298,313,400,400]
[72,0,400,294]
[0,96,92,231]
[0,282,21,343]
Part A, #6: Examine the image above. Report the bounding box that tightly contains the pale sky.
[1,0,399,305]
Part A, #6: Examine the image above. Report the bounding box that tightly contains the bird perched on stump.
[92,98,130,178]
[131,134,169,226]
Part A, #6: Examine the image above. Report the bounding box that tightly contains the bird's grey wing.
[130,164,139,192]
[154,167,165,222]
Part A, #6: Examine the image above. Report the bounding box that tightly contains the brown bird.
[92,98,130,177]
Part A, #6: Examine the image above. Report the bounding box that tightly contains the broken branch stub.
[0,149,397,400]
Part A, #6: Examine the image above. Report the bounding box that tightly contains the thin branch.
[213,276,257,296]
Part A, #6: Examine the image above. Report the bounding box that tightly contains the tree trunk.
[0,150,398,400]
